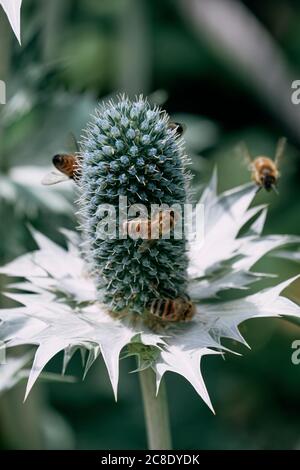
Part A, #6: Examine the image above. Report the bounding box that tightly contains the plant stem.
[139,367,172,450]
[116,0,152,95]
[41,0,69,63]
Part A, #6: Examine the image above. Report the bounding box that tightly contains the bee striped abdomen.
[150,298,163,317]
[150,298,172,320]
[162,299,175,320]
[149,297,195,322]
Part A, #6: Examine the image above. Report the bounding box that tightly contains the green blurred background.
[0,0,300,450]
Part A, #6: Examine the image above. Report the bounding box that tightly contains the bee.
[123,210,177,251]
[149,295,195,322]
[124,217,152,240]
[152,209,177,238]
[42,134,81,185]
[168,121,186,136]
[241,137,286,193]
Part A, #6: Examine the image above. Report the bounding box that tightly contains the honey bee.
[124,218,152,240]
[168,121,186,136]
[153,209,177,237]
[149,295,195,322]
[241,137,286,193]
[123,210,177,251]
[42,134,81,185]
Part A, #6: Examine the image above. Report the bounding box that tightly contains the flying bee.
[149,295,195,322]
[240,137,286,193]
[168,121,186,136]
[42,134,82,185]
[123,210,177,251]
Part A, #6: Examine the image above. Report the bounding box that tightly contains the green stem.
[139,367,172,450]
[41,0,69,63]
[116,0,152,95]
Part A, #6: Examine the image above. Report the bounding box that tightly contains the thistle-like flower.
[78,96,190,315]
[0,97,300,419]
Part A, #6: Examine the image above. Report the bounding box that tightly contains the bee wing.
[236,141,253,170]
[67,132,80,153]
[274,137,287,168]
[41,170,70,186]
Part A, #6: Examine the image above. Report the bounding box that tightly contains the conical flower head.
[79,96,190,315]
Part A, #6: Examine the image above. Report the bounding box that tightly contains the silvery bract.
[0,0,22,44]
[1,173,299,412]
[0,165,73,217]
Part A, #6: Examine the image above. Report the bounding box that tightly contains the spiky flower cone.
[79,96,190,315]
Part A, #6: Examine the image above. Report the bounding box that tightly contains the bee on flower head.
[123,209,178,252]
[42,134,82,185]
[240,137,287,193]
[149,295,195,322]
[168,121,186,136]
[41,123,184,186]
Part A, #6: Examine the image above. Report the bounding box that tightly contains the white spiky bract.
[0,0,22,44]
[1,174,299,412]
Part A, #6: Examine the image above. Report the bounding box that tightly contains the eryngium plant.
[78,96,190,314]
[1,97,300,449]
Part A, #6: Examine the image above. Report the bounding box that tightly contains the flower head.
[78,96,190,315]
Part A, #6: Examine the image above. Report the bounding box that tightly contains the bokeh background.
[0,0,300,450]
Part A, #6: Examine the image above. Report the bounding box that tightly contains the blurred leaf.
[0,351,33,394]
[171,113,220,153]
[0,168,73,219]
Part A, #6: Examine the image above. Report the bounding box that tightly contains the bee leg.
[271,184,279,195]
[255,185,262,194]
[73,168,82,182]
